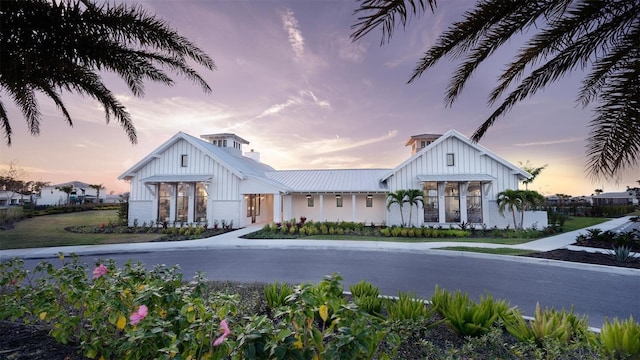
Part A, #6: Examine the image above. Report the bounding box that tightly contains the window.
[176,183,190,223]
[181,154,188,167]
[420,140,426,148]
[446,153,455,166]
[307,195,314,207]
[158,183,171,222]
[467,182,483,223]
[195,183,207,222]
[445,182,460,222]
[336,195,343,207]
[223,139,227,147]
[423,182,438,222]
[366,195,373,208]
[246,194,261,217]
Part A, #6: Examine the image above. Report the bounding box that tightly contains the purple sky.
[1,0,637,196]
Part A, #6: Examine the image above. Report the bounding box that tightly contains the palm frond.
[0,102,11,145]
[351,0,436,44]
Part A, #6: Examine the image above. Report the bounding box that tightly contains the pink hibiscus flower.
[213,319,231,346]
[92,264,108,279]
[129,305,148,325]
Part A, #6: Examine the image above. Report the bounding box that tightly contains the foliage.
[385,292,432,321]
[610,246,638,263]
[600,316,640,359]
[431,286,514,337]
[0,0,214,144]
[264,281,294,309]
[350,280,381,299]
[504,304,591,346]
[351,0,640,179]
[386,190,408,226]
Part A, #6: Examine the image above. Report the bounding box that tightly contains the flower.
[92,264,108,279]
[212,319,230,346]
[129,305,148,325]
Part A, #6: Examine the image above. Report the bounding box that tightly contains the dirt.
[1,246,638,359]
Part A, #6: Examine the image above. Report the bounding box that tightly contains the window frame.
[446,153,455,166]
[181,154,188,167]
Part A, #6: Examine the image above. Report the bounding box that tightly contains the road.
[17,247,640,329]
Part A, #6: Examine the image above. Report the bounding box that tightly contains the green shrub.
[431,286,511,337]
[505,303,591,346]
[350,280,381,299]
[264,281,294,309]
[385,292,431,321]
[600,316,640,359]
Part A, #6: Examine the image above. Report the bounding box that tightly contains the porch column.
[273,193,282,223]
[482,182,493,226]
[319,194,324,222]
[459,182,469,224]
[187,183,196,223]
[438,182,446,223]
[282,195,292,222]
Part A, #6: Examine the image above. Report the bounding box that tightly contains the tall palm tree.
[89,184,104,204]
[496,189,523,229]
[56,185,74,205]
[352,0,640,179]
[519,161,547,191]
[404,189,424,227]
[0,0,215,145]
[386,189,408,226]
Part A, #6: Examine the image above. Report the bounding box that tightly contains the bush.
[600,316,640,359]
[264,281,294,309]
[385,292,431,321]
[504,303,591,346]
[350,280,381,299]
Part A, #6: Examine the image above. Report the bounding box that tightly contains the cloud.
[295,130,398,155]
[337,36,367,63]
[513,138,582,147]
[254,89,331,119]
[280,7,305,61]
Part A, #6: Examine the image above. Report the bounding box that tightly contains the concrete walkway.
[1,216,634,261]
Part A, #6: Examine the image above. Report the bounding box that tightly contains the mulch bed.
[526,248,640,269]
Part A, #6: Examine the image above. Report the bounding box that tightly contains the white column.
[282,195,292,221]
[352,194,356,222]
[273,193,282,223]
[459,182,469,224]
[438,182,446,223]
[319,194,324,222]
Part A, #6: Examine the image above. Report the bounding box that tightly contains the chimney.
[244,149,261,162]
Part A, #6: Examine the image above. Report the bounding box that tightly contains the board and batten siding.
[387,137,520,199]
[129,139,241,202]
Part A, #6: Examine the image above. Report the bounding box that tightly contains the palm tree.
[56,185,74,205]
[386,190,408,226]
[0,0,215,145]
[89,184,104,204]
[351,1,640,179]
[519,190,545,229]
[496,189,523,229]
[519,161,547,191]
[404,189,424,227]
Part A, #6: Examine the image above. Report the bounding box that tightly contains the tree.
[89,184,104,204]
[1,160,27,204]
[386,189,408,226]
[593,189,603,196]
[351,1,640,179]
[519,161,547,190]
[404,189,424,227]
[56,185,74,205]
[0,0,215,145]
[496,189,523,229]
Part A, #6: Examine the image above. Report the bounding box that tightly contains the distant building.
[592,192,638,206]
[119,129,548,229]
[36,181,105,206]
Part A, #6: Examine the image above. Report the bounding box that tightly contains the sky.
[1,0,638,196]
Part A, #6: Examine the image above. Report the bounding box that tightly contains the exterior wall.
[128,200,154,224]
[287,193,386,224]
[486,201,548,229]
[37,187,101,206]
[126,139,242,226]
[210,200,241,228]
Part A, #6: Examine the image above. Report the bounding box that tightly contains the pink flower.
[129,305,148,325]
[92,264,108,279]
[212,319,230,346]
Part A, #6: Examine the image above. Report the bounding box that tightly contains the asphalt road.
[17,248,640,329]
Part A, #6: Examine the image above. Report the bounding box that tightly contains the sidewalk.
[0,216,634,261]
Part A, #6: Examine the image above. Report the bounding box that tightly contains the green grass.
[434,247,538,256]
[561,216,609,232]
[0,210,161,250]
[304,235,531,245]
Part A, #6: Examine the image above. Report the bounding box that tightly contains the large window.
[423,182,439,222]
[158,183,171,222]
[246,194,260,218]
[195,183,207,222]
[445,182,460,222]
[176,183,190,223]
[467,182,483,223]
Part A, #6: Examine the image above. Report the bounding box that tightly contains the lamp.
[306,194,312,199]
[336,194,341,199]
[366,194,373,199]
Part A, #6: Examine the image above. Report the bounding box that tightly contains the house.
[0,191,27,207]
[118,130,547,229]
[36,181,105,206]
[592,192,639,206]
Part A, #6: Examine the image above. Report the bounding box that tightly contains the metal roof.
[266,169,390,193]
[141,175,213,183]
[416,174,496,182]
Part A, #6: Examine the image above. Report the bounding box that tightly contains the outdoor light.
[366,194,373,199]
[336,194,341,199]
[306,194,312,199]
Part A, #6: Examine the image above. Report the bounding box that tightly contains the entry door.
[248,194,258,223]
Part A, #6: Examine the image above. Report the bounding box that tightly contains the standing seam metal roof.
[266,169,390,192]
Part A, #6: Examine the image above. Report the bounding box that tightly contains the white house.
[37,181,105,206]
[118,130,547,229]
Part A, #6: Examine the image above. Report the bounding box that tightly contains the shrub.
[264,281,294,309]
[600,316,640,359]
[610,246,637,263]
[504,303,591,346]
[350,280,381,299]
[385,291,431,321]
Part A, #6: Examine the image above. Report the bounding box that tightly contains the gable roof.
[118,132,276,182]
[266,169,390,193]
[380,129,531,181]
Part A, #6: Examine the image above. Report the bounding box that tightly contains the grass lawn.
[303,234,532,245]
[561,216,610,232]
[0,210,161,250]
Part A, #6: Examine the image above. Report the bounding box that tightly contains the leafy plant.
[610,246,638,263]
[600,316,640,359]
[264,281,294,309]
[350,280,380,299]
[505,303,591,346]
[385,291,431,321]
